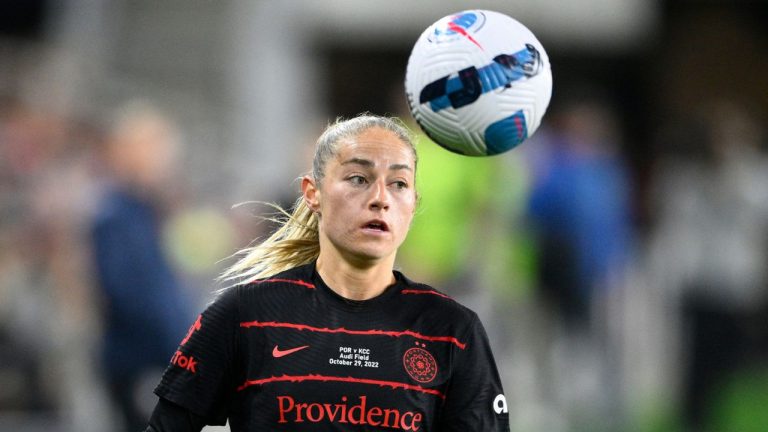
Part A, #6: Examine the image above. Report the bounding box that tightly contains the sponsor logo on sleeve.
[492,394,508,414]
[171,350,198,373]
[180,314,202,346]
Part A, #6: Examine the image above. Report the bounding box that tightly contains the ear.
[301,175,321,213]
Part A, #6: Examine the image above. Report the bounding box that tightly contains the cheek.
[406,190,418,211]
[320,185,353,209]
[397,194,418,225]
[319,188,360,230]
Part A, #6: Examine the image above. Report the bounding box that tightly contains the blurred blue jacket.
[528,135,632,298]
[91,186,192,380]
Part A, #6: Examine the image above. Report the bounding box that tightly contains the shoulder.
[396,271,478,326]
[229,263,317,302]
[250,263,316,288]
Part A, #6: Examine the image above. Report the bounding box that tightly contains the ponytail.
[219,197,319,285]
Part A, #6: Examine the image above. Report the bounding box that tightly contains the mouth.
[361,219,389,232]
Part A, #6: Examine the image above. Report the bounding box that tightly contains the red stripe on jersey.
[240,321,467,349]
[251,278,316,289]
[401,289,453,300]
[236,374,446,399]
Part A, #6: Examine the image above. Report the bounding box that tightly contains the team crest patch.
[403,345,437,383]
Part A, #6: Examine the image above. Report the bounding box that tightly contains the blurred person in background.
[0,97,64,416]
[1,95,104,428]
[526,96,633,329]
[523,94,634,430]
[647,99,768,431]
[90,101,195,432]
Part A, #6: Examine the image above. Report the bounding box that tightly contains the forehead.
[333,127,415,167]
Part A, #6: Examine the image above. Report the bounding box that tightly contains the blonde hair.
[219,114,417,285]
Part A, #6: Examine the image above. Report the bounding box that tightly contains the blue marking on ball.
[484,111,528,155]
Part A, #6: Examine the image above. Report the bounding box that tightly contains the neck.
[315,252,396,301]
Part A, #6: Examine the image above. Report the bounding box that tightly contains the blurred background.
[1,0,767,431]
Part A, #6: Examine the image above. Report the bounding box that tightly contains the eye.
[391,180,409,190]
[347,175,367,186]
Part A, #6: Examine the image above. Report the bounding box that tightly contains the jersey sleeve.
[440,313,510,432]
[153,286,240,425]
[145,397,207,432]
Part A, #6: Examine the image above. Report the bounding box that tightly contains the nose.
[368,179,390,211]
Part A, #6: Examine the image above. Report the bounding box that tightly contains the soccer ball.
[405,10,552,156]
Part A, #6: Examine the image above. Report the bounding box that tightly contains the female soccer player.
[145,114,510,431]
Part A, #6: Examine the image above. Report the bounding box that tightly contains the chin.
[346,248,396,264]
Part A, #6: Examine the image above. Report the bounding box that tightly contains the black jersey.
[154,262,510,431]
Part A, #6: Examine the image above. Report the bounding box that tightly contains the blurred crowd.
[2,2,768,432]
[0,95,241,431]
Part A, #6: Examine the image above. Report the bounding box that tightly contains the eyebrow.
[340,157,413,172]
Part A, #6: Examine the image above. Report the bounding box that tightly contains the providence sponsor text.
[277,395,423,430]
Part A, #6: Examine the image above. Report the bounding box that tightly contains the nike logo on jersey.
[273,345,310,358]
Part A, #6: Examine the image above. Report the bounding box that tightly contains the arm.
[152,286,240,426]
[439,314,510,432]
[145,397,207,432]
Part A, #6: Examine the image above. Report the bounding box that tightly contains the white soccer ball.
[405,10,552,156]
